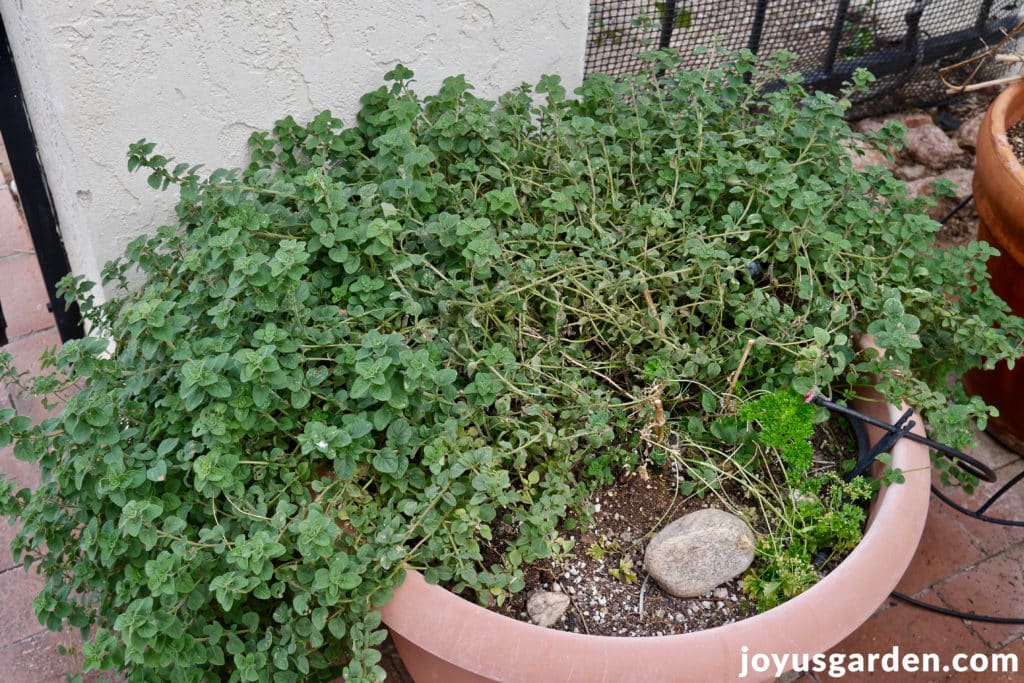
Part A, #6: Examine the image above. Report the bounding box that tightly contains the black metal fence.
[585,1,1023,116]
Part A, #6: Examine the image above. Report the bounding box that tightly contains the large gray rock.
[527,590,570,628]
[644,509,756,598]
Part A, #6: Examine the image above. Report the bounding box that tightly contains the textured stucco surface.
[1,1,589,294]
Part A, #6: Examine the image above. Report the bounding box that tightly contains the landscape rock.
[853,112,931,135]
[906,167,974,219]
[527,590,570,628]
[843,138,890,173]
[895,164,929,181]
[903,124,960,168]
[956,110,986,150]
[895,112,934,129]
[853,116,888,135]
[644,509,756,599]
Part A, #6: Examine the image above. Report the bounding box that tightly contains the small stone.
[644,509,756,598]
[855,112,931,135]
[894,112,933,129]
[713,587,729,600]
[906,167,973,219]
[527,591,570,628]
[843,138,889,173]
[895,164,929,181]
[853,116,887,135]
[937,168,974,200]
[956,111,985,150]
[701,600,713,609]
[903,124,960,168]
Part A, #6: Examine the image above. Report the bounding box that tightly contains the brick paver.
[0,254,55,340]
[824,590,992,682]
[932,543,1024,650]
[894,495,987,596]
[0,187,31,258]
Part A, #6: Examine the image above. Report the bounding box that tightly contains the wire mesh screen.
[585,1,1023,117]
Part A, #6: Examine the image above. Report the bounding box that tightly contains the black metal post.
[823,0,853,75]
[658,0,677,49]
[902,1,925,51]
[747,0,770,54]
[0,15,83,342]
[975,0,995,32]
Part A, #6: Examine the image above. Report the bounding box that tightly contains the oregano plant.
[0,48,1021,682]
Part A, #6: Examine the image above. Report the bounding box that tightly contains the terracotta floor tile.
[0,254,54,339]
[933,543,1024,650]
[969,429,1022,472]
[0,327,62,422]
[939,460,1024,557]
[0,188,31,259]
[0,568,47,645]
[0,442,38,575]
[0,627,116,683]
[825,590,990,682]
[945,636,1024,682]
[0,439,43,573]
[896,495,986,596]
[0,509,20,575]
[1,443,42,488]
[0,629,82,683]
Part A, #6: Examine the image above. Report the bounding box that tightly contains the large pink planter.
[381,383,931,682]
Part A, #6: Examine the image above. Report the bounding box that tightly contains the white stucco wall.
[1,1,589,293]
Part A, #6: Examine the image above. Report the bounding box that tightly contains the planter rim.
[381,367,931,681]
[973,80,1024,266]
[981,80,1024,184]
[983,80,1024,147]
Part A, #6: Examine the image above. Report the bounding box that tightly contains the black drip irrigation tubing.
[809,394,996,483]
[812,393,1024,624]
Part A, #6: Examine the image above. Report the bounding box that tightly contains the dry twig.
[939,19,1024,93]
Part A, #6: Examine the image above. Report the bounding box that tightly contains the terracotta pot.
[380,368,931,682]
[965,81,1024,454]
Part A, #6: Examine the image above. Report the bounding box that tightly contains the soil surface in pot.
[470,419,860,638]
[1008,119,1024,164]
